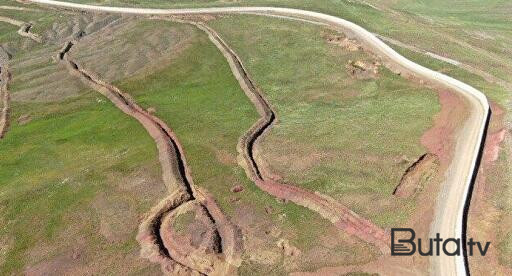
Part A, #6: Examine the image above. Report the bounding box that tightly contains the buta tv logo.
[391,228,490,256]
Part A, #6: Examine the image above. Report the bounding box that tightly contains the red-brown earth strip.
[173,18,390,252]
[0,63,10,139]
[57,39,240,275]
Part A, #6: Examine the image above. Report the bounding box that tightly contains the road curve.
[28,1,491,275]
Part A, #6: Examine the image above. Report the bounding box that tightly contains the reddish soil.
[188,20,389,252]
[421,89,469,166]
[58,40,240,275]
[293,89,461,275]
[483,102,506,163]
[468,101,512,275]
[160,202,220,275]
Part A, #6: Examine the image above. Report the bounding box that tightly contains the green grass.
[389,42,509,106]
[0,21,19,44]
[117,23,329,243]
[66,0,512,87]
[116,21,378,270]
[173,211,195,234]
[0,92,163,274]
[499,231,512,267]
[3,0,510,271]
[209,15,440,227]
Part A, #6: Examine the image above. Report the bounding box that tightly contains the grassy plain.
[0,92,164,274]
[0,14,170,275]
[66,0,512,94]
[3,0,511,272]
[210,15,440,227]
[115,21,378,273]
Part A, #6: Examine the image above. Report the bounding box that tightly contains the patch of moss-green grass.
[0,92,161,274]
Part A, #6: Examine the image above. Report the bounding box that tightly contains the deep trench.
[59,39,221,274]
[215,30,276,181]
[392,152,430,195]
[191,21,391,252]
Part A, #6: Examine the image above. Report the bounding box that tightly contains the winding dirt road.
[28,1,491,275]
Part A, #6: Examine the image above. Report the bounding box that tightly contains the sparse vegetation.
[173,211,195,234]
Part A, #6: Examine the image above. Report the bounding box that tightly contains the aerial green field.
[1,0,510,274]
[66,0,512,85]
[0,90,165,274]
[113,20,379,273]
[0,23,18,44]
[210,15,440,227]
[1,9,380,273]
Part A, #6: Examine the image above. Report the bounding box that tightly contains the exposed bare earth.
[0,63,10,139]
[58,40,241,275]
[182,20,389,252]
[393,153,440,198]
[468,102,512,275]
[18,2,493,275]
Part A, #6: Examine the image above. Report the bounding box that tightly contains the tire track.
[58,40,241,275]
[172,19,390,252]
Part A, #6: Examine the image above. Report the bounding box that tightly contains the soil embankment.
[0,64,10,139]
[0,16,42,43]
[181,20,390,252]
[0,46,10,139]
[58,40,241,275]
[393,153,440,198]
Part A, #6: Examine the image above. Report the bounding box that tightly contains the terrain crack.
[393,153,439,198]
[58,39,239,275]
[173,18,390,252]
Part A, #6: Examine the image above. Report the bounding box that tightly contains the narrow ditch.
[58,40,233,275]
[393,153,439,197]
[0,18,42,140]
[183,20,391,252]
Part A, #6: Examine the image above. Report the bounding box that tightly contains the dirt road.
[27,1,491,275]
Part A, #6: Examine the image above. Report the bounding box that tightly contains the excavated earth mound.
[393,153,440,198]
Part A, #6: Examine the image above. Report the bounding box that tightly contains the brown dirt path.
[0,64,10,139]
[58,39,241,275]
[170,18,390,253]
